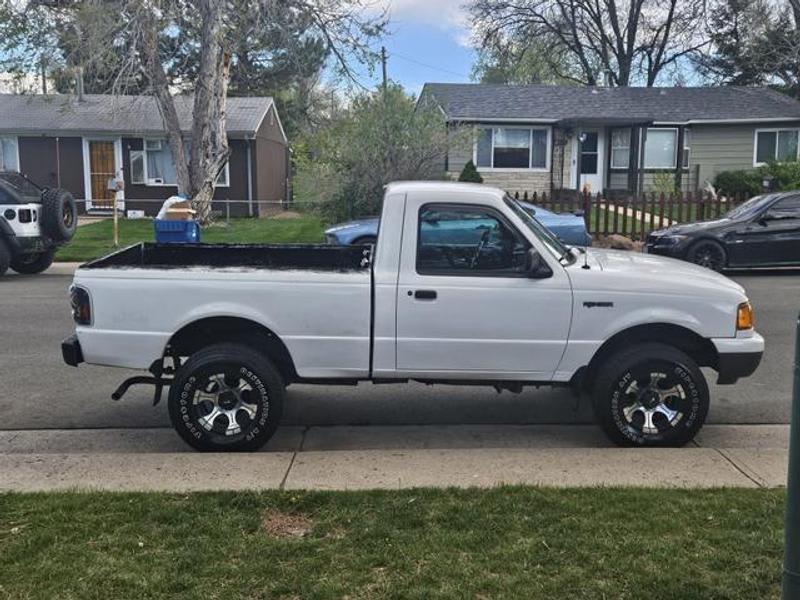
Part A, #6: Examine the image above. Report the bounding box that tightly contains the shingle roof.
[0,94,273,136]
[421,83,800,123]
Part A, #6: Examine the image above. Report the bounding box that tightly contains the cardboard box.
[163,201,197,221]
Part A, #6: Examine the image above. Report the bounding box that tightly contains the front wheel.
[10,249,55,274]
[167,343,284,452]
[687,239,726,271]
[592,343,709,447]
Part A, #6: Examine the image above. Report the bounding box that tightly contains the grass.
[56,215,328,262]
[0,487,785,599]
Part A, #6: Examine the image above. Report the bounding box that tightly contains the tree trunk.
[188,0,231,225]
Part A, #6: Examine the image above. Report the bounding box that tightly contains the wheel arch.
[576,322,718,392]
[164,316,298,383]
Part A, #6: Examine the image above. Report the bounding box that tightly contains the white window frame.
[473,126,551,172]
[643,127,678,170]
[753,128,800,167]
[136,138,230,188]
[0,135,20,172]
[682,129,691,169]
[609,128,631,170]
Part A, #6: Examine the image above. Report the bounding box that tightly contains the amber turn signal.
[737,302,754,330]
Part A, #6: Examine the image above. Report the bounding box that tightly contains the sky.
[359,0,476,96]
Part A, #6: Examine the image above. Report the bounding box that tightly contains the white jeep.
[0,171,78,276]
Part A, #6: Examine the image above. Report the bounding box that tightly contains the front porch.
[550,120,699,196]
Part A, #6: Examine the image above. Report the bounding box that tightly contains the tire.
[0,238,9,277]
[352,235,377,246]
[167,343,285,452]
[686,239,726,271]
[10,249,55,274]
[592,342,709,447]
[40,188,77,243]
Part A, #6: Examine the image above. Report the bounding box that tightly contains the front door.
[394,194,573,379]
[573,129,604,194]
[88,140,117,211]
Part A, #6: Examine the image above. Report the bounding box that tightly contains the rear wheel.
[10,249,55,274]
[687,239,726,271]
[592,343,709,447]
[0,239,9,277]
[167,343,284,452]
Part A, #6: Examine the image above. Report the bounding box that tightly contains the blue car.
[325,201,592,246]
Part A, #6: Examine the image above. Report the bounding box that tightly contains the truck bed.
[81,242,370,272]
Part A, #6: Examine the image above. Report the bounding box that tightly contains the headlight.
[660,234,688,244]
[737,302,754,330]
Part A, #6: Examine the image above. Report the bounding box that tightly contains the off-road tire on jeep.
[592,342,709,447]
[167,343,285,452]
[10,249,55,275]
[40,188,77,243]
[0,238,9,277]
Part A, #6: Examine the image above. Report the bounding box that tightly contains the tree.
[0,0,384,224]
[468,0,709,87]
[294,85,456,221]
[458,160,484,183]
[698,0,800,96]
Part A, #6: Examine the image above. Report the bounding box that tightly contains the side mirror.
[525,247,553,279]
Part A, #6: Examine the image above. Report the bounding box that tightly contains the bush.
[714,161,800,197]
[713,169,763,196]
[458,160,483,183]
[759,160,800,191]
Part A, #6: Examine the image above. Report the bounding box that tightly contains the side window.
[416,204,530,275]
[768,196,800,219]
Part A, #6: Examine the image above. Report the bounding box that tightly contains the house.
[420,83,800,196]
[0,94,288,216]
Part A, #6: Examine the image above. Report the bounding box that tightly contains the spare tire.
[40,188,77,243]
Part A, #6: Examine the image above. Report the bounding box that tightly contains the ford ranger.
[61,182,764,451]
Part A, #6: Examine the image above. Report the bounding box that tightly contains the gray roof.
[421,83,800,124]
[0,94,274,136]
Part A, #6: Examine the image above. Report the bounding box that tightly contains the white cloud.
[380,0,468,31]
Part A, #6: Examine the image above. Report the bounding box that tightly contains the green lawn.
[57,215,328,262]
[0,487,785,599]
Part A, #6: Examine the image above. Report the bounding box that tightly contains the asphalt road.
[0,268,797,431]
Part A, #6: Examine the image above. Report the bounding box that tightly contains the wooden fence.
[509,190,754,240]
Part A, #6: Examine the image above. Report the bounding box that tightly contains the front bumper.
[713,332,764,384]
[61,334,84,367]
[645,235,688,258]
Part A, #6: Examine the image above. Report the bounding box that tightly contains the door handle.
[413,290,437,300]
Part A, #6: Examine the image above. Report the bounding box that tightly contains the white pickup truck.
[62,182,763,451]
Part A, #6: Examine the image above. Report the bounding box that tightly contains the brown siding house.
[0,94,288,216]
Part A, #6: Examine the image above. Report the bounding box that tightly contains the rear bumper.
[712,332,764,384]
[61,334,84,367]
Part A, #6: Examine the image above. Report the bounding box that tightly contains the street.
[0,266,796,432]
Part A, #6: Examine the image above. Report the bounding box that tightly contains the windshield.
[504,195,573,262]
[726,195,770,220]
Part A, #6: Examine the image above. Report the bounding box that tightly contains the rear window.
[0,171,41,198]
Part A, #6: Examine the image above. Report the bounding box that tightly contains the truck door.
[395,196,572,379]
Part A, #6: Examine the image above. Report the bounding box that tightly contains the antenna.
[582,246,590,269]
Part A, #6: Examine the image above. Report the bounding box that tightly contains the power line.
[388,50,471,80]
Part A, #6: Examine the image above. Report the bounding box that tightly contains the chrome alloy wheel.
[194,372,260,437]
[619,372,686,435]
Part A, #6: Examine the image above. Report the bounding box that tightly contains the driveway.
[0,267,796,431]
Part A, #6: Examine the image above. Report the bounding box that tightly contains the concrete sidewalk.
[0,424,789,492]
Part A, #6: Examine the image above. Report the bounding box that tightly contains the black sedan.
[646,191,800,270]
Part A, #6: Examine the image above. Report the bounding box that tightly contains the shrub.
[713,169,763,197]
[458,160,483,183]
[759,161,800,191]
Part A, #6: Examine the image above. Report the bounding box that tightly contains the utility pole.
[381,46,388,97]
[784,314,800,598]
